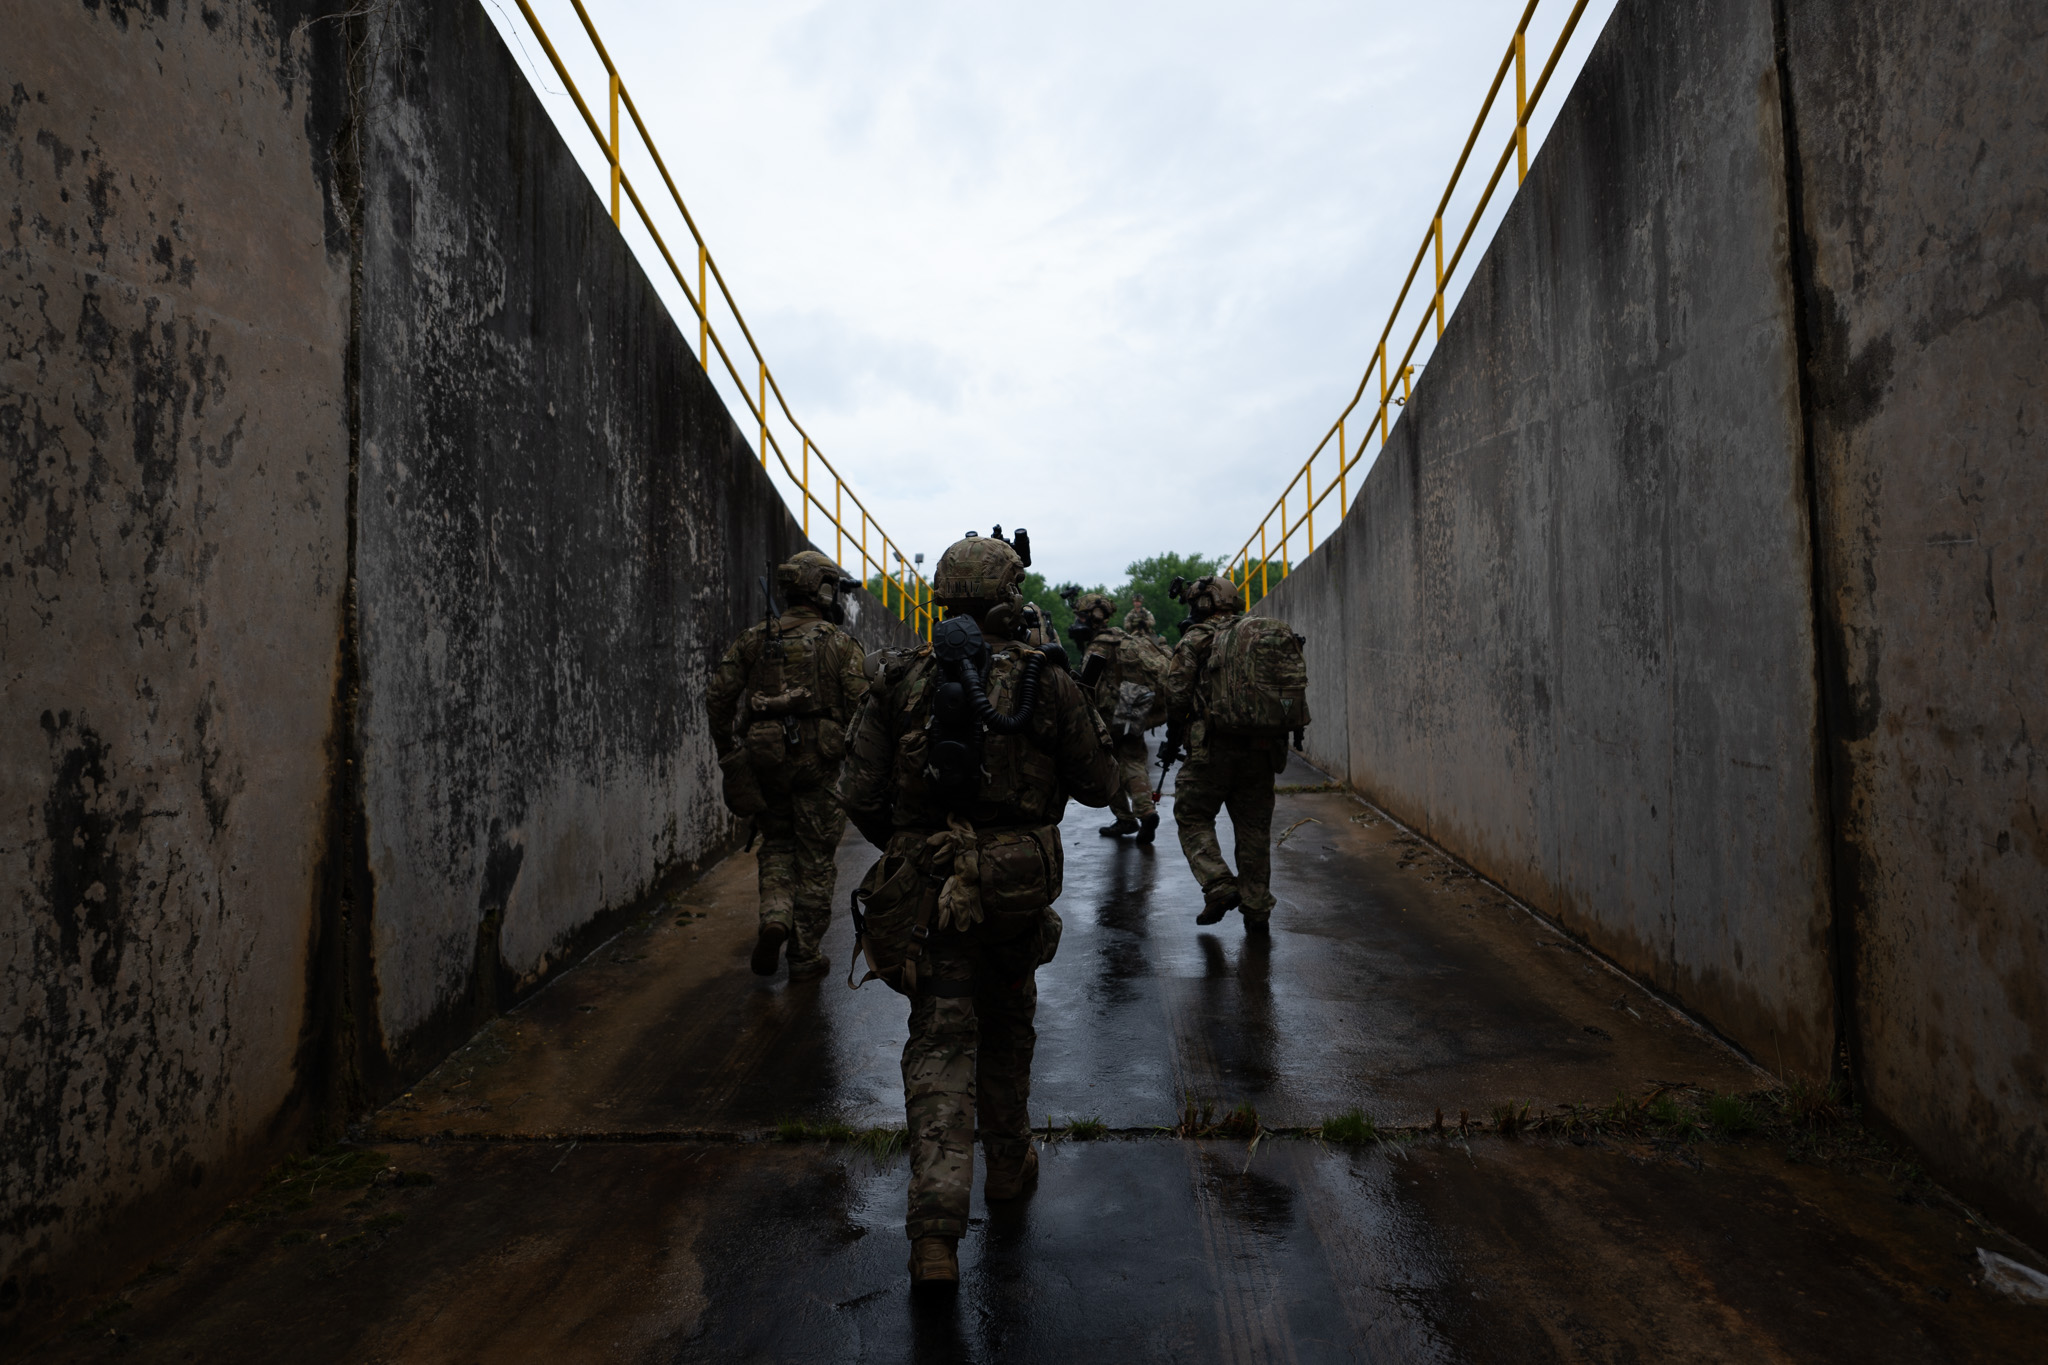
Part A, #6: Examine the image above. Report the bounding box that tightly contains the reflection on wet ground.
[25,749,2048,1361]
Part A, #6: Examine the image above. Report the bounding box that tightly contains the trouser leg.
[786,785,847,966]
[903,943,977,1242]
[1115,733,1157,819]
[1225,750,1278,916]
[1173,756,1235,897]
[754,801,797,933]
[974,965,1038,1170]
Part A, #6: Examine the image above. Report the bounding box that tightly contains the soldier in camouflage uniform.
[1067,592,1165,842]
[839,531,1117,1292]
[1123,593,1157,638]
[1161,574,1284,930]
[705,551,870,979]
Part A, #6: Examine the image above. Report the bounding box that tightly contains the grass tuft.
[850,1126,907,1160]
[1065,1117,1109,1141]
[1319,1108,1379,1145]
[1707,1093,1757,1135]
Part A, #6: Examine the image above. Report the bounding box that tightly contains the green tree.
[1116,551,1226,643]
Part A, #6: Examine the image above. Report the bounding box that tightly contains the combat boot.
[909,1235,959,1291]
[785,949,830,981]
[1196,886,1240,926]
[750,922,788,976]
[1098,817,1141,838]
[1136,813,1160,845]
[984,1143,1039,1200]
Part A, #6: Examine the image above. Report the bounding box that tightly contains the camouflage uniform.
[705,556,869,976]
[1124,601,1157,637]
[1072,593,1161,826]
[840,535,1116,1253]
[1164,587,1285,924]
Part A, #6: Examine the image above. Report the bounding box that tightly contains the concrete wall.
[1,0,353,1317]
[1264,0,1834,1074]
[1782,0,2048,1237]
[350,0,919,1073]
[2,0,915,1322]
[1262,0,2046,1234]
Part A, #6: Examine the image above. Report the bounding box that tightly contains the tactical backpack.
[1200,615,1311,736]
[739,617,848,789]
[845,619,1067,995]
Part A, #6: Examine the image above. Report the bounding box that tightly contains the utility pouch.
[743,718,788,769]
[846,844,941,997]
[976,824,1063,941]
[717,746,766,816]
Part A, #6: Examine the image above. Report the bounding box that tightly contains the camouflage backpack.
[740,617,848,781]
[846,627,1066,995]
[1200,615,1310,736]
[1111,632,1171,732]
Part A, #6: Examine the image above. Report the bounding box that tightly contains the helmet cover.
[933,534,1025,605]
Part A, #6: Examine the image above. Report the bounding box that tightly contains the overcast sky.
[482,0,1619,588]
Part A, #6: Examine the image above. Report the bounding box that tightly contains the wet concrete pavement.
[25,751,2048,1361]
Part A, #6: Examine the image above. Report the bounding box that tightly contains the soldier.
[1066,592,1169,842]
[1159,574,1310,931]
[705,550,870,980]
[839,529,1117,1293]
[1123,593,1157,638]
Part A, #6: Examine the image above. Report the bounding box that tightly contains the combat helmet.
[1071,592,1117,626]
[933,532,1026,607]
[1173,573,1243,622]
[776,549,858,621]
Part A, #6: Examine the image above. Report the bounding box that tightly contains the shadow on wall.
[0,0,922,1330]
[1256,0,2047,1245]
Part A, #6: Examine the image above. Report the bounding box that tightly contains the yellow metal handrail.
[1229,0,1593,604]
[507,0,935,639]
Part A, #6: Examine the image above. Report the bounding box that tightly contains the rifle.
[1153,727,1184,801]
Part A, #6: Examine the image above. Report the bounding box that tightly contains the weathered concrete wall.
[349,0,917,1074]
[1263,0,2047,1234]
[1263,0,1835,1078]
[2,0,918,1323]
[1782,0,2048,1236]
[1,0,353,1316]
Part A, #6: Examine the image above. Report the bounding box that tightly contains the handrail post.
[861,510,869,598]
[1403,365,1414,405]
[1280,501,1291,579]
[1260,524,1269,602]
[1306,463,1315,554]
[1434,217,1446,337]
[1338,417,1348,518]
[758,363,767,466]
[1378,343,1390,442]
[697,244,708,369]
[801,436,811,538]
[835,481,844,567]
[608,73,620,225]
[1515,31,1529,184]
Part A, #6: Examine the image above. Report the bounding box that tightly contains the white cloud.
[485,0,1618,586]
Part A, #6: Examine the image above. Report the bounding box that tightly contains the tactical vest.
[739,616,849,789]
[848,640,1065,995]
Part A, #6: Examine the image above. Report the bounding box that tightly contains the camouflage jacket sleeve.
[704,626,759,757]
[837,669,899,846]
[1082,631,1123,717]
[831,627,871,722]
[1042,664,1119,808]
[1164,621,1214,732]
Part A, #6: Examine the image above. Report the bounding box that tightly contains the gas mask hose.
[961,650,1045,734]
